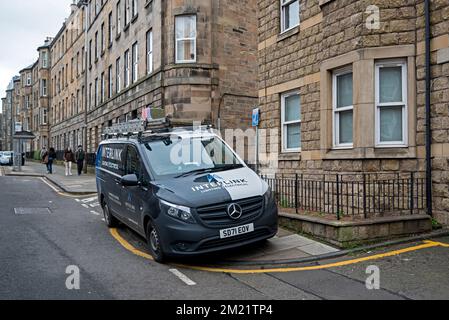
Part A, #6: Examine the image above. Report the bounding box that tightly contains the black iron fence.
[261,172,426,219]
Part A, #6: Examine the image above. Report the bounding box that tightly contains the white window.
[333,68,353,148]
[41,79,47,97]
[281,91,301,152]
[108,65,113,98]
[124,0,130,25]
[132,42,138,83]
[100,23,105,53]
[124,50,130,87]
[42,51,48,68]
[375,60,408,147]
[26,73,32,86]
[146,30,153,74]
[175,15,197,63]
[116,58,122,92]
[95,78,98,106]
[281,0,300,33]
[101,72,105,103]
[116,1,122,35]
[132,0,138,18]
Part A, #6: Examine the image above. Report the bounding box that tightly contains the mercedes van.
[96,121,278,262]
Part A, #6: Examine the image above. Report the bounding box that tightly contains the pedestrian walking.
[46,148,57,174]
[42,149,49,171]
[75,145,85,176]
[40,146,47,162]
[64,147,75,176]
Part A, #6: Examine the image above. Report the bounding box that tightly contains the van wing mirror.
[121,174,139,187]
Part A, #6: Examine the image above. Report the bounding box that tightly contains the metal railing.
[261,172,426,219]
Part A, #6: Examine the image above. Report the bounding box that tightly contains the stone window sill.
[277,26,300,43]
[145,0,153,8]
[319,0,335,7]
[323,147,417,160]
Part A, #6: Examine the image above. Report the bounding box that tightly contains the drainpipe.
[424,0,432,216]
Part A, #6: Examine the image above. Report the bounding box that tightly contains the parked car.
[96,123,278,262]
[0,152,13,166]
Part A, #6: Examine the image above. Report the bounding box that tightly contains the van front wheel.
[103,203,119,228]
[146,221,165,263]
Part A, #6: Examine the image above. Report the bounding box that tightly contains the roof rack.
[101,117,214,142]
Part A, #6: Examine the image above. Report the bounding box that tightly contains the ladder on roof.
[101,117,214,141]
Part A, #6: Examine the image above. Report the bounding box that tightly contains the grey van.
[96,123,278,262]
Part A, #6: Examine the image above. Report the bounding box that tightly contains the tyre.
[103,202,119,228]
[146,220,166,263]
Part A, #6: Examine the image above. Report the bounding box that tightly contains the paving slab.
[299,242,340,256]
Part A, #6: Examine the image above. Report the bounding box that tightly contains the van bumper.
[156,206,278,257]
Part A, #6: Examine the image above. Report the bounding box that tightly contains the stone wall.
[258,0,449,223]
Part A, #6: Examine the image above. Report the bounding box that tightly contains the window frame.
[41,79,48,97]
[108,65,113,99]
[116,58,122,93]
[280,0,300,34]
[175,15,197,64]
[146,29,153,74]
[116,1,122,36]
[332,67,354,149]
[281,90,301,153]
[132,42,138,83]
[375,59,408,148]
[124,49,130,87]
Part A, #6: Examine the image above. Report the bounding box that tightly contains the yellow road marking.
[110,229,154,261]
[109,228,447,274]
[58,192,98,198]
[425,240,449,248]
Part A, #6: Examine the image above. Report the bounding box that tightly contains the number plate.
[220,224,254,239]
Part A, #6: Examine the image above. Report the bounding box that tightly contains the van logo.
[207,174,223,183]
[227,203,243,220]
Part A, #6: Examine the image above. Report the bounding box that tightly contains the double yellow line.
[109,228,449,274]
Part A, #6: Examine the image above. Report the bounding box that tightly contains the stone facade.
[258,0,449,223]
[2,0,258,159]
[47,0,258,154]
[1,82,14,151]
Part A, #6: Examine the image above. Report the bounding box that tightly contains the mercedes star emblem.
[227,203,243,220]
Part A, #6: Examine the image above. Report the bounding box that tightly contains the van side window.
[101,144,126,176]
[126,146,141,179]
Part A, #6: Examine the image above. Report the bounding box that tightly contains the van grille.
[196,196,264,228]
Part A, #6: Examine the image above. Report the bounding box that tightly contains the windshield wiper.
[174,163,244,179]
[214,163,244,172]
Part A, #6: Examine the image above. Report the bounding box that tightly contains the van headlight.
[160,200,196,224]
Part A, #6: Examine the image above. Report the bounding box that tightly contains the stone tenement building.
[48,0,258,153]
[1,80,16,151]
[258,0,449,223]
[2,0,258,156]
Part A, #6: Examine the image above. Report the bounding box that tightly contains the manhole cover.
[14,208,52,215]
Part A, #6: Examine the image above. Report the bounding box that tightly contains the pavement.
[2,161,97,194]
[1,175,449,300]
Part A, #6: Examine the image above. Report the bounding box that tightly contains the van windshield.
[141,135,244,179]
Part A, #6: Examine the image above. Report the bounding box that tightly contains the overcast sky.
[0,0,73,111]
